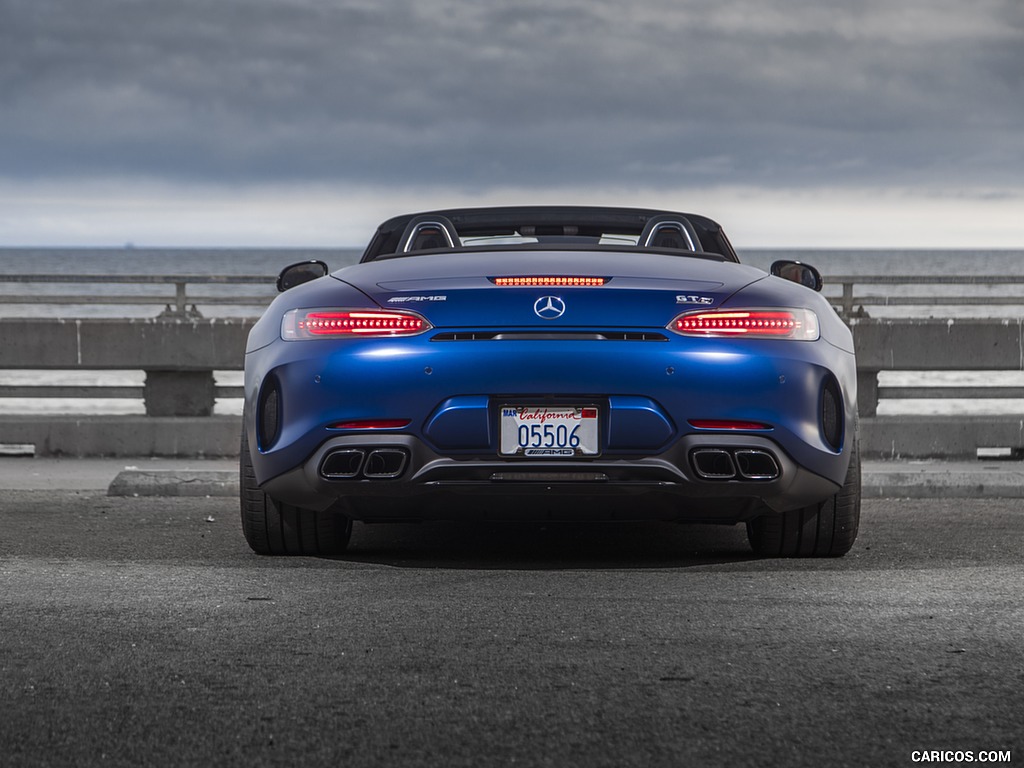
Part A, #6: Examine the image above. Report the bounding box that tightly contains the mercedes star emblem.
[533,295,566,319]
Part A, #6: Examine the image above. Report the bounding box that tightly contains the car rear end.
[244,250,856,526]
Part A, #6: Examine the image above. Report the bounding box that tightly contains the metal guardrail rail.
[4,384,1019,403]
[0,274,275,316]
[825,275,1024,317]
[0,384,245,399]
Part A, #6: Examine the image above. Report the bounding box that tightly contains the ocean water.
[740,248,1024,277]
[1,247,1022,416]
[0,247,360,277]
[2,246,1023,277]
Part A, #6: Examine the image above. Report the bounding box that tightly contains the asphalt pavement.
[2,485,1022,768]
[3,454,1022,768]
[1,455,1023,498]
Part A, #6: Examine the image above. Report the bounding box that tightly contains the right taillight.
[669,308,819,341]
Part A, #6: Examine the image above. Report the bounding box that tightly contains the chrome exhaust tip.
[363,448,409,479]
[690,449,737,480]
[320,448,366,479]
[734,450,780,480]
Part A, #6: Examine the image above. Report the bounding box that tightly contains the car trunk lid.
[333,250,766,329]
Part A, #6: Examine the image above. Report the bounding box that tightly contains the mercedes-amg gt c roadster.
[241,207,859,557]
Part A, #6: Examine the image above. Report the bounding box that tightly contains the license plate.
[499,405,600,457]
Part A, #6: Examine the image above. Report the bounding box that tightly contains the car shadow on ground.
[333,519,758,570]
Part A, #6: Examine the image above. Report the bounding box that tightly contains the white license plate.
[499,405,600,457]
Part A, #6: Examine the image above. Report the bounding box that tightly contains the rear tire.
[746,442,860,557]
[240,430,352,556]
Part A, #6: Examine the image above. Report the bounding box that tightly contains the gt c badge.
[676,295,715,305]
[534,296,566,319]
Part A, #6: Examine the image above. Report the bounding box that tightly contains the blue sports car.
[241,207,859,557]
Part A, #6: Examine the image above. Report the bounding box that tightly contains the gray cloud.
[2,0,1022,190]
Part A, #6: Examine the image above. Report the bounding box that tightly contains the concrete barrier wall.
[0,317,251,370]
[849,318,1023,458]
[1,317,1021,459]
[0,317,251,418]
[850,318,1024,419]
[850,317,1023,372]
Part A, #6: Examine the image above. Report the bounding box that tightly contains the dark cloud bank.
[2,0,1022,193]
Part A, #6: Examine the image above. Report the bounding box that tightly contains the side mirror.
[771,260,823,292]
[277,260,329,292]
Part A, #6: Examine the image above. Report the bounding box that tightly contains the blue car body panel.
[244,211,856,524]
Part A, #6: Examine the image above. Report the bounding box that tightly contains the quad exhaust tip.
[733,449,781,480]
[690,449,736,479]
[321,448,365,479]
[690,448,780,481]
[320,448,409,480]
[363,448,408,478]
[320,445,776,483]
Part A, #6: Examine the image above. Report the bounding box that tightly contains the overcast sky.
[1,0,1022,247]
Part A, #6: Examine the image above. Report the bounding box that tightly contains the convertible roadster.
[241,207,859,557]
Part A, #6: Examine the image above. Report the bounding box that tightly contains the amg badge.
[387,295,447,303]
[676,295,715,305]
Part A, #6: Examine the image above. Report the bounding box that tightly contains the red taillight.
[329,419,411,430]
[303,311,424,335]
[689,419,772,431]
[491,276,607,287]
[282,309,431,339]
[676,310,795,336]
[669,309,819,340]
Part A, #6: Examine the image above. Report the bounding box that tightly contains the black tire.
[239,430,352,556]
[746,442,860,557]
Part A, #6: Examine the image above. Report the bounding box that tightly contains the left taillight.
[668,308,819,341]
[281,308,432,340]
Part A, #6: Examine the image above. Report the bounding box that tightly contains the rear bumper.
[247,327,857,521]
[247,333,856,479]
[261,432,841,524]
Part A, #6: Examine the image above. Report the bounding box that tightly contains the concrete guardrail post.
[857,370,879,418]
[143,371,217,417]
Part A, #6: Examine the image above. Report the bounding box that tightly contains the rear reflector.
[282,309,430,339]
[689,419,772,431]
[670,309,819,340]
[821,375,843,450]
[329,419,411,430]
[257,377,281,448]
[491,276,607,287]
